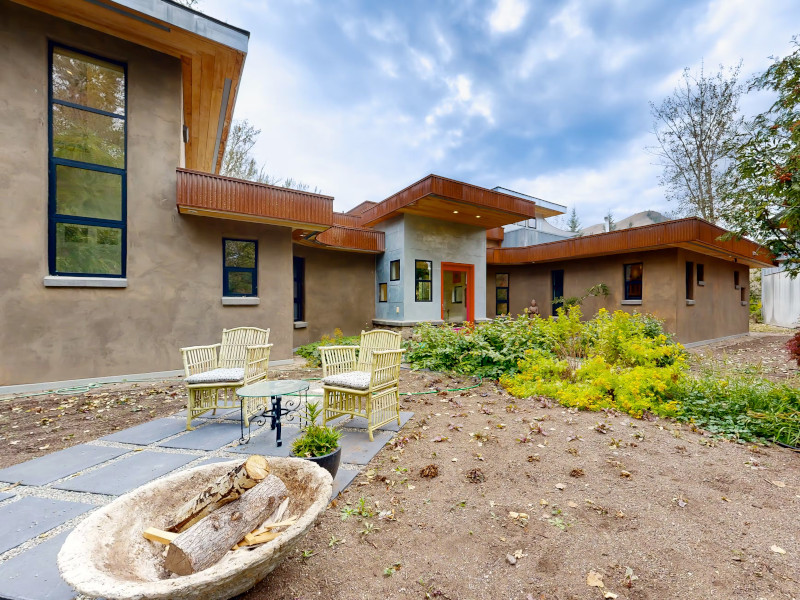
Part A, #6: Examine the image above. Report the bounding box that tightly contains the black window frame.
[495,273,509,315]
[389,259,400,281]
[48,43,127,277]
[378,282,388,302]
[697,263,705,285]
[624,262,643,301]
[686,261,695,300]
[222,238,258,297]
[734,270,741,289]
[415,259,433,302]
[293,256,305,321]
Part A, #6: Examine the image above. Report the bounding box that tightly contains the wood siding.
[315,226,385,253]
[488,218,774,268]
[177,169,334,228]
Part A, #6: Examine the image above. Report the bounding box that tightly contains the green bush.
[296,328,359,367]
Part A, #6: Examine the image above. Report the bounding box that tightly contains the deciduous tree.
[724,39,800,275]
[649,63,745,222]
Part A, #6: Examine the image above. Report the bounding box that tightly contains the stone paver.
[158,422,242,451]
[328,411,414,432]
[332,468,359,498]
[0,530,77,600]
[176,407,240,420]
[0,497,93,555]
[338,429,395,465]
[101,417,190,445]
[0,445,129,486]
[228,426,302,458]
[53,451,198,496]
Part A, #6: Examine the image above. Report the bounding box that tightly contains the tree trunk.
[164,474,288,575]
[167,455,270,533]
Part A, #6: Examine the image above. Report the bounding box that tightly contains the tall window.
[49,45,126,276]
[697,264,705,285]
[415,260,432,302]
[734,270,741,289]
[378,283,388,302]
[495,273,509,315]
[685,261,695,301]
[223,239,257,296]
[390,260,400,281]
[624,263,643,300]
[293,256,305,320]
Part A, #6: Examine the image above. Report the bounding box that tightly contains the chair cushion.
[322,371,371,390]
[185,368,245,385]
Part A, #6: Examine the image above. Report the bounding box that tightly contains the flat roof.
[357,174,540,230]
[492,186,566,217]
[488,217,775,268]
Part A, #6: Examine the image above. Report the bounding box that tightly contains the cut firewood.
[255,497,289,533]
[142,528,179,545]
[240,531,280,547]
[253,516,298,533]
[164,473,287,575]
[166,455,270,533]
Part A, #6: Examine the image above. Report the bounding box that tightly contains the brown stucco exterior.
[486,248,749,344]
[0,2,294,385]
[291,246,375,348]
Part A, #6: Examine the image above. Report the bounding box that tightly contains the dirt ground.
[1,335,799,599]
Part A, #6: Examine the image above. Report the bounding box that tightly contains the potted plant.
[291,400,342,479]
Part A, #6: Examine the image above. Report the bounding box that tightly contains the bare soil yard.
[1,334,798,598]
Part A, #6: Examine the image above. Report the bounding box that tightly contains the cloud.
[489,0,529,34]
[425,75,495,126]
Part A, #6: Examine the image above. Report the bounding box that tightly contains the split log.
[142,528,178,545]
[167,455,270,533]
[164,474,288,575]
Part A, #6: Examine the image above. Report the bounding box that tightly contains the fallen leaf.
[771,545,786,555]
[771,480,786,488]
[513,549,527,559]
[587,570,604,588]
[567,501,579,508]
[619,470,632,478]
[604,592,618,599]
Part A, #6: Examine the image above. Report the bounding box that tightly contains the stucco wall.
[0,2,294,385]
[401,214,487,322]
[762,265,800,328]
[292,246,375,347]
[486,249,750,343]
[374,216,405,321]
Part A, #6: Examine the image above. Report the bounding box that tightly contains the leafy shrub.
[296,328,359,367]
[786,331,800,366]
[676,368,800,446]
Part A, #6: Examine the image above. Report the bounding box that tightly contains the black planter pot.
[294,446,341,480]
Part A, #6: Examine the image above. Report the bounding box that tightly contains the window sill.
[621,299,642,305]
[697,281,705,286]
[221,297,259,306]
[741,301,748,306]
[735,285,741,290]
[44,276,127,288]
[294,321,308,329]
[686,299,696,306]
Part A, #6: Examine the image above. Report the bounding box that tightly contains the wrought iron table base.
[239,391,305,446]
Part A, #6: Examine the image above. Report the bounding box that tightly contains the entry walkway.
[0,406,413,600]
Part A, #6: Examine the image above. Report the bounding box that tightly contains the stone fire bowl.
[58,457,332,600]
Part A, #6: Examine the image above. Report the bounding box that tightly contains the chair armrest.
[320,345,358,377]
[369,349,405,388]
[244,344,272,385]
[180,344,221,376]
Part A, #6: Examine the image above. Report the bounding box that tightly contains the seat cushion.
[322,371,371,390]
[185,368,245,385]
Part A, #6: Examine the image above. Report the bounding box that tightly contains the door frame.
[441,262,474,322]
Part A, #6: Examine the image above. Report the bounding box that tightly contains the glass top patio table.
[235,379,310,446]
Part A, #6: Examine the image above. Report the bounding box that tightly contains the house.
[762,264,800,328]
[0,0,775,389]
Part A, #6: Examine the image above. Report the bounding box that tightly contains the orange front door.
[441,262,474,323]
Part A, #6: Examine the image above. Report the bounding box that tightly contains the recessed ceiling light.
[475,215,481,219]
[453,210,459,214]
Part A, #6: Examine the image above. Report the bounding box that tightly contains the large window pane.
[227,272,254,295]
[415,260,431,280]
[52,48,125,115]
[55,223,122,275]
[52,104,125,168]
[55,165,122,220]
[225,240,256,268]
[415,281,431,302]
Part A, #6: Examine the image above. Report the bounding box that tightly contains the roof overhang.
[358,175,540,229]
[12,0,249,173]
[491,186,566,218]
[488,218,775,268]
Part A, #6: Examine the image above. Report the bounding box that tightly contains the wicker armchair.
[320,330,404,441]
[180,327,270,429]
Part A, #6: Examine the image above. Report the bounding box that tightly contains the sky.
[198,0,799,227]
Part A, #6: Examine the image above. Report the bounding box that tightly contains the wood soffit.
[487,218,775,268]
[13,0,247,174]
